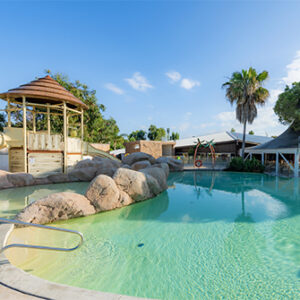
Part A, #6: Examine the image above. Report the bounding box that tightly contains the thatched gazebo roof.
[0,75,87,109]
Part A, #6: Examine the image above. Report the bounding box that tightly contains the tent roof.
[251,126,300,150]
[0,75,87,109]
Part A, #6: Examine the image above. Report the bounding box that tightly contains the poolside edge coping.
[0,223,154,300]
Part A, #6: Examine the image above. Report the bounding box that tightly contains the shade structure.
[252,126,300,150]
[0,75,87,109]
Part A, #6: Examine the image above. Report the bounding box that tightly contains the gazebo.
[0,75,87,176]
[245,126,300,177]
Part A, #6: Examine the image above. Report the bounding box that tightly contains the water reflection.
[0,182,89,218]
[165,171,300,223]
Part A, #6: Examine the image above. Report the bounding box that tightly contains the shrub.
[227,157,264,173]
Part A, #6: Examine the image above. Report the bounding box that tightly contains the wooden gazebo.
[0,75,87,176]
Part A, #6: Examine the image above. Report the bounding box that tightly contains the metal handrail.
[0,218,84,253]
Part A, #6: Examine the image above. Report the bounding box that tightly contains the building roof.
[175,131,272,148]
[0,75,87,109]
[250,126,300,150]
[110,148,125,155]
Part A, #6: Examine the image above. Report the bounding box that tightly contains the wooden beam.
[63,102,68,173]
[22,96,27,173]
[81,107,84,159]
[66,106,82,115]
[47,103,51,135]
[7,97,11,127]
[32,107,36,133]
[10,100,62,110]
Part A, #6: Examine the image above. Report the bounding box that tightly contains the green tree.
[0,113,6,132]
[222,67,269,158]
[231,128,236,133]
[147,124,166,141]
[128,130,147,141]
[248,130,254,135]
[274,82,300,130]
[170,132,180,140]
[166,128,170,140]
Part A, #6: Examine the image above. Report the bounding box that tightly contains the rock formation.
[13,152,184,224]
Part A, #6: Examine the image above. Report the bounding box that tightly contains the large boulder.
[152,162,170,178]
[7,172,35,187]
[16,192,96,224]
[86,175,133,212]
[0,171,13,189]
[156,157,184,172]
[141,166,168,190]
[74,157,121,178]
[113,168,161,201]
[131,160,151,171]
[68,166,98,182]
[47,173,70,183]
[122,152,156,166]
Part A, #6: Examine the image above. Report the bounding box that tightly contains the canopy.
[253,126,300,150]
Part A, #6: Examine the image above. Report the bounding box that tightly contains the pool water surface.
[3,172,300,299]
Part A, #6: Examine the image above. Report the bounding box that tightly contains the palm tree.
[222,67,269,159]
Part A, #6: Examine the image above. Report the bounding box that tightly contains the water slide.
[83,142,121,162]
[0,127,24,150]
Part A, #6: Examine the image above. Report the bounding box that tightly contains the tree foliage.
[0,113,6,132]
[274,82,300,130]
[147,125,166,141]
[222,67,269,158]
[170,132,180,140]
[128,130,147,141]
[248,130,254,135]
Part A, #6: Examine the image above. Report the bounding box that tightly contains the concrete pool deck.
[0,223,151,300]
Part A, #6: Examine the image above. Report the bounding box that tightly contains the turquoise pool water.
[4,172,300,299]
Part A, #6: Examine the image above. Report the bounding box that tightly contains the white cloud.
[180,78,200,90]
[166,71,181,83]
[282,50,300,85]
[104,83,124,95]
[125,72,153,92]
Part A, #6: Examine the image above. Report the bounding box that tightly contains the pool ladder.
[0,218,84,253]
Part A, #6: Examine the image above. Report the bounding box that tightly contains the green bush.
[227,157,264,173]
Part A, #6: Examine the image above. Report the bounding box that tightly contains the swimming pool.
[3,172,300,299]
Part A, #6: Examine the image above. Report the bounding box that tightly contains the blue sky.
[1,1,300,138]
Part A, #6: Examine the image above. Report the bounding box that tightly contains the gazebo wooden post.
[81,107,84,159]
[32,106,36,133]
[47,103,50,135]
[63,102,68,173]
[7,97,11,127]
[22,96,27,172]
